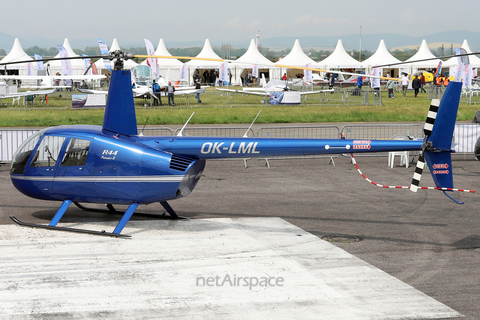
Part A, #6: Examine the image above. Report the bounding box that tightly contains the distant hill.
[1,30,479,52]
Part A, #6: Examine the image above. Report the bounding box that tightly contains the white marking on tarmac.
[0,218,461,319]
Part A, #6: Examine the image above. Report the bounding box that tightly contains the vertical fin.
[102,70,138,136]
[427,82,462,151]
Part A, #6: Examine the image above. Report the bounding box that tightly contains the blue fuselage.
[10,125,424,205]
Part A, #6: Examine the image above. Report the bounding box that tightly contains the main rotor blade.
[0,55,107,67]
[374,51,480,68]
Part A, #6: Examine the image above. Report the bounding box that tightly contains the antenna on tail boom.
[177,112,195,137]
[243,110,262,138]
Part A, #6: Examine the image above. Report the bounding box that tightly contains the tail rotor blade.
[410,154,425,192]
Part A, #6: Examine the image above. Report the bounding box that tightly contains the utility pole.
[359,24,362,62]
[256,30,262,54]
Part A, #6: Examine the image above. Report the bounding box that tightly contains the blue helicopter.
[4,51,472,237]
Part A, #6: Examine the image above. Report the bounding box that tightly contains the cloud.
[226,17,242,29]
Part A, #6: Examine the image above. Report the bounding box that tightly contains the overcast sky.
[4,0,479,47]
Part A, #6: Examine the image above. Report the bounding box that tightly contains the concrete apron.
[0,217,460,319]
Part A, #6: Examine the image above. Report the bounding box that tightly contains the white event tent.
[187,39,224,85]
[443,39,480,69]
[397,39,442,72]
[47,38,86,75]
[0,38,33,72]
[276,39,320,78]
[362,39,402,75]
[317,39,364,70]
[231,39,277,85]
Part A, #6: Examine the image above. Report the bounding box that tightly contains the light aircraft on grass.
[130,65,205,102]
[2,50,475,238]
[216,74,334,105]
[0,74,106,89]
[0,88,56,100]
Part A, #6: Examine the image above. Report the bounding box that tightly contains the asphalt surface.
[1,153,480,319]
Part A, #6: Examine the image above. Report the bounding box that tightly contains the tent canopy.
[398,39,442,69]
[317,39,364,69]
[0,38,33,70]
[362,40,401,68]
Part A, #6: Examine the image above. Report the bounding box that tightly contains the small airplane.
[216,74,333,105]
[0,73,105,88]
[0,88,56,99]
[131,65,205,103]
[3,50,475,238]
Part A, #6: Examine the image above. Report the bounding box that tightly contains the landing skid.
[9,216,131,238]
[11,200,187,238]
[73,202,189,220]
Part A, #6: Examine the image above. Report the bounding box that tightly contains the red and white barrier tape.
[350,154,475,193]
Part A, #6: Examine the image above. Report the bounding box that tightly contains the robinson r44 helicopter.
[3,50,475,237]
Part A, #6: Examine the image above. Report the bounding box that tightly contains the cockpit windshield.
[10,128,49,174]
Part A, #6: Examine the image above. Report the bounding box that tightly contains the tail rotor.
[409,82,467,203]
[410,99,440,192]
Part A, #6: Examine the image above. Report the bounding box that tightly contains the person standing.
[420,73,427,93]
[356,76,363,88]
[412,76,421,97]
[386,79,395,99]
[195,79,202,103]
[152,80,162,106]
[329,73,335,93]
[166,81,175,106]
[401,74,409,97]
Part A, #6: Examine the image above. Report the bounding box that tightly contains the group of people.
[194,69,219,85]
[152,80,176,106]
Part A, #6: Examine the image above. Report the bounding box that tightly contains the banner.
[370,66,381,89]
[304,63,312,81]
[465,64,473,88]
[34,54,44,71]
[83,54,92,75]
[179,62,188,80]
[144,39,158,78]
[219,62,229,82]
[57,45,72,76]
[26,62,33,76]
[98,39,111,72]
[435,61,442,77]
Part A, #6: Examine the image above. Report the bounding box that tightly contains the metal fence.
[459,90,480,105]
[256,126,340,139]
[341,124,424,140]
[453,123,480,154]
[255,125,341,167]
[141,127,174,136]
[173,127,254,137]
[0,129,40,162]
[1,87,389,110]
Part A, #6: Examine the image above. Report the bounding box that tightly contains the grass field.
[0,85,478,127]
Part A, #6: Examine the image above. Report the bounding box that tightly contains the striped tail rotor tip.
[410,155,425,192]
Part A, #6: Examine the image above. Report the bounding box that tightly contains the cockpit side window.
[10,128,48,174]
[30,135,66,168]
[61,138,90,166]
